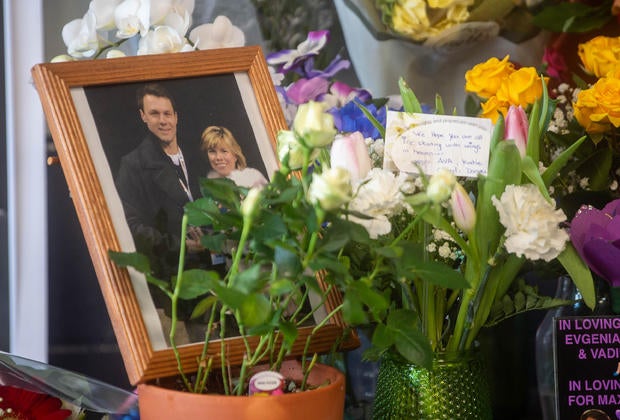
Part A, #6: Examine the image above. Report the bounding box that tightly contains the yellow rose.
[574,77,620,134]
[496,67,547,108]
[391,1,431,41]
[465,55,515,99]
[578,35,620,78]
[479,95,509,123]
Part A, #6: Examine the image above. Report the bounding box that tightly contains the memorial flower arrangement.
[114,46,599,387]
[52,0,245,61]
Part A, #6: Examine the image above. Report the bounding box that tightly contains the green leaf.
[355,100,386,139]
[342,293,367,325]
[542,135,588,187]
[557,243,595,310]
[269,279,295,296]
[485,279,574,326]
[475,140,521,260]
[232,265,265,294]
[399,78,422,113]
[199,177,243,209]
[521,155,552,202]
[176,269,220,300]
[190,295,218,319]
[278,320,298,350]
[408,260,469,289]
[184,198,218,226]
[371,322,395,350]
[273,245,302,277]
[239,294,272,327]
[532,2,613,33]
[108,250,151,274]
[347,281,390,320]
[387,309,433,369]
[145,273,169,292]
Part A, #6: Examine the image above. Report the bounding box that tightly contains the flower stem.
[170,214,191,391]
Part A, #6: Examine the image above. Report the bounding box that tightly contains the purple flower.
[320,81,372,109]
[285,77,330,105]
[570,199,620,286]
[302,54,351,79]
[266,30,329,73]
[329,100,386,140]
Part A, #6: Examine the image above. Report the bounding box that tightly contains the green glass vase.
[372,349,492,420]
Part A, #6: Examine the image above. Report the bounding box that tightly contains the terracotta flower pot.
[137,360,345,420]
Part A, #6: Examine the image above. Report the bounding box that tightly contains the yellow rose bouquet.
[373,0,538,43]
[536,33,620,199]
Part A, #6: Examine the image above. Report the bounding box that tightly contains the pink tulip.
[504,105,528,157]
[450,183,476,234]
[330,131,372,182]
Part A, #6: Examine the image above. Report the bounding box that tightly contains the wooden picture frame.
[32,47,356,385]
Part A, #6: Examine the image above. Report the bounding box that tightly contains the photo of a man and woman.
[71,73,279,348]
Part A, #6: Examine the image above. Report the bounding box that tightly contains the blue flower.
[329,100,386,139]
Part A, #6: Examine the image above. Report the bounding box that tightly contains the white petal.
[91,0,122,30]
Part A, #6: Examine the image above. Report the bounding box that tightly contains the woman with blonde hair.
[200,125,268,188]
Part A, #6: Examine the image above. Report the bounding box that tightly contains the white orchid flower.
[114,0,150,39]
[106,49,127,58]
[151,0,194,26]
[189,15,245,50]
[162,5,192,37]
[90,0,122,30]
[62,8,99,58]
[137,25,187,55]
[50,54,76,63]
[150,0,173,24]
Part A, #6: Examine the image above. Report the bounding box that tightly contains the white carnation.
[492,184,568,261]
[347,169,413,238]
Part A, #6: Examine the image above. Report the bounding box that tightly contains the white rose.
[241,187,262,220]
[426,169,456,204]
[492,184,569,261]
[308,168,353,211]
[277,130,318,170]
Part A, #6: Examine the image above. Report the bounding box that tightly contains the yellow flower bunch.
[571,36,620,139]
[574,68,620,137]
[465,55,547,123]
[388,0,473,41]
[578,35,620,78]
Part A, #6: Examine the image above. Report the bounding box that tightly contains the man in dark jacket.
[116,84,210,326]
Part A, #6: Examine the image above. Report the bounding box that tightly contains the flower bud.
[426,169,456,204]
[277,130,306,170]
[504,105,528,157]
[293,101,337,148]
[308,167,352,211]
[241,187,262,220]
[330,132,372,182]
[450,183,476,233]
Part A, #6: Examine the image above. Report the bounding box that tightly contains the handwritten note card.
[384,111,492,177]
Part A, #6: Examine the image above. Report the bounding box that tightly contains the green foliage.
[485,279,574,326]
[532,1,614,33]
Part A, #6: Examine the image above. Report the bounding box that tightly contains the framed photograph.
[32,47,356,385]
